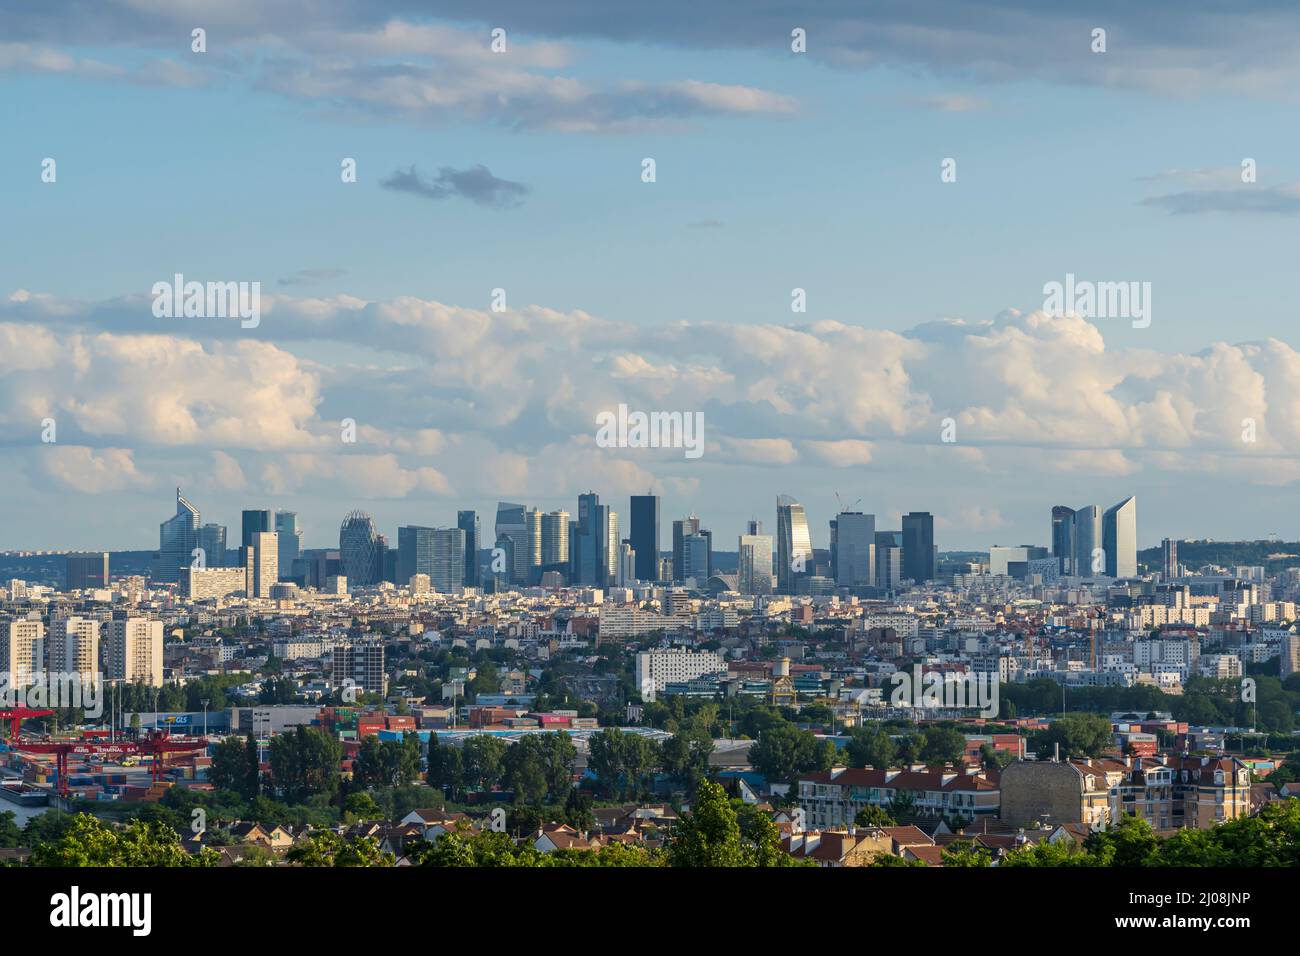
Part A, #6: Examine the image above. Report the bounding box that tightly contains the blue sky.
[4,1,1300,554]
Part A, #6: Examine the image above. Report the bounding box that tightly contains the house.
[399,808,474,842]
[795,765,1000,828]
[532,823,601,853]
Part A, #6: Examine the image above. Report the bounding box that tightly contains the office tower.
[657,556,673,583]
[617,541,636,587]
[1103,496,1137,578]
[1162,538,1179,580]
[275,511,302,580]
[430,528,465,592]
[541,511,570,570]
[606,509,620,587]
[397,526,436,586]
[65,552,109,590]
[379,534,394,584]
[575,493,616,587]
[294,549,341,590]
[700,527,713,578]
[49,617,99,679]
[457,510,480,587]
[245,532,278,598]
[834,512,876,588]
[776,496,812,594]
[1282,634,1300,679]
[746,519,763,535]
[1073,505,1102,577]
[106,619,164,687]
[630,494,660,583]
[155,488,200,584]
[672,516,701,583]
[1051,506,1076,575]
[239,509,271,567]
[524,508,544,582]
[901,512,935,584]
[1,619,45,684]
[197,524,226,568]
[829,517,838,581]
[339,511,382,587]
[495,501,529,584]
[681,532,710,582]
[332,640,386,696]
[738,533,774,595]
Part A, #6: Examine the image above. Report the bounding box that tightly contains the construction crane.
[13,732,210,798]
[834,492,863,514]
[0,707,54,742]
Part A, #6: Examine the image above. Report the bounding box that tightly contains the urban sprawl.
[1,488,1298,868]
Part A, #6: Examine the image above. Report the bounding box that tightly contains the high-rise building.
[197,524,227,568]
[495,502,529,585]
[776,496,812,594]
[1051,505,1076,575]
[738,533,774,595]
[246,532,278,598]
[835,512,876,588]
[1,618,44,684]
[332,640,385,696]
[184,567,247,600]
[540,511,570,571]
[65,552,109,590]
[397,526,436,586]
[275,511,302,580]
[339,511,382,587]
[524,508,544,583]
[681,532,710,582]
[106,619,164,687]
[239,509,271,567]
[430,528,466,593]
[1282,634,1300,679]
[901,511,935,584]
[1073,505,1102,578]
[48,617,99,679]
[575,493,617,586]
[155,488,200,584]
[1103,496,1138,578]
[457,510,480,587]
[1162,538,1179,580]
[630,494,660,583]
[672,516,701,583]
[616,541,636,587]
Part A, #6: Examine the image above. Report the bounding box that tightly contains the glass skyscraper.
[776,495,812,594]
[155,488,200,584]
[629,494,660,583]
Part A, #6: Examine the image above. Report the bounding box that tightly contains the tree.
[269,725,343,803]
[662,725,714,793]
[1036,713,1113,759]
[940,839,992,867]
[846,726,897,770]
[29,814,218,867]
[286,831,394,867]
[853,805,896,828]
[210,735,255,798]
[427,740,465,798]
[918,725,967,765]
[460,735,507,792]
[748,723,834,784]
[666,781,802,867]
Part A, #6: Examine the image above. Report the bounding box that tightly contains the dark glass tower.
[457,510,480,587]
[629,494,660,583]
[901,511,935,583]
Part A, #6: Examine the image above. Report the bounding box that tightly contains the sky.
[4,1,1300,554]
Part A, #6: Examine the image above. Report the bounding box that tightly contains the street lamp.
[201,699,209,738]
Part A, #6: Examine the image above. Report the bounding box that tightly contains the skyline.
[8,2,1300,551]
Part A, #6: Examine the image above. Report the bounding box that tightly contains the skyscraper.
[246,531,278,598]
[1103,496,1137,578]
[197,524,227,568]
[776,495,812,594]
[339,511,382,587]
[240,509,271,567]
[275,511,302,580]
[64,552,109,590]
[681,532,710,582]
[672,516,701,583]
[901,511,935,584]
[738,532,774,595]
[495,502,529,584]
[834,512,876,588]
[540,511,570,570]
[1051,505,1076,575]
[457,510,480,587]
[629,494,660,583]
[1162,537,1179,580]
[155,488,200,584]
[1073,505,1102,577]
[397,526,437,586]
[430,527,466,593]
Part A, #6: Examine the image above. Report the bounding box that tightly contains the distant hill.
[1138,539,1300,571]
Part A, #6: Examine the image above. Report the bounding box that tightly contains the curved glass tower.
[776,494,812,594]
